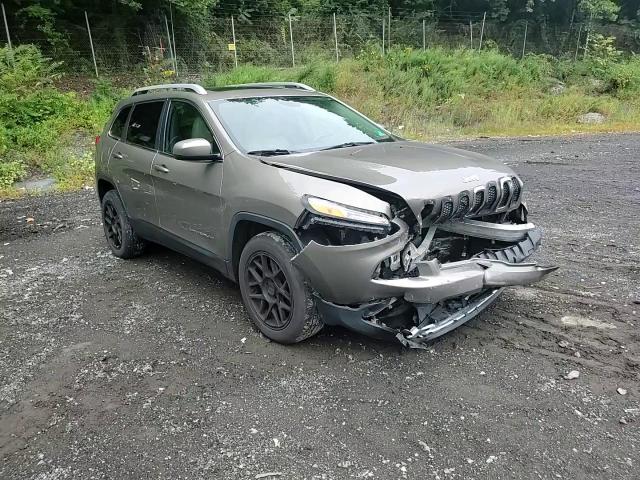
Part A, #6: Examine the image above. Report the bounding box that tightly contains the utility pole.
[422,19,426,50]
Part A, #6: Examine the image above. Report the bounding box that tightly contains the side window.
[109,105,131,139]
[164,101,220,155]
[126,101,164,149]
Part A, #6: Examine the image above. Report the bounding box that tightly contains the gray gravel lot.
[1,133,639,479]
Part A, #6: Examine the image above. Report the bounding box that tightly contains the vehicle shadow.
[132,241,494,358]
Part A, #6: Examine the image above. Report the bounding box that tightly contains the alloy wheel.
[245,252,293,330]
[103,201,123,249]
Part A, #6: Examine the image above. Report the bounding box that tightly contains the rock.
[558,340,570,348]
[417,440,431,453]
[564,370,580,380]
[255,473,282,479]
[620,417,628,425]
[550,83,566,95]
[577,112,606,124]
[617,388,627,395]
[337,461,352,468]
[574,351,581,358]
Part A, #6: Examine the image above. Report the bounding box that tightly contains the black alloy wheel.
[245,252,293,330]
[103,200,123,250]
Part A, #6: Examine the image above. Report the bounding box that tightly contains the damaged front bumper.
[292,219,556,347]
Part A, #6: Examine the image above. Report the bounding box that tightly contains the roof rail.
[131,83,207,96]
[228,82,315,91]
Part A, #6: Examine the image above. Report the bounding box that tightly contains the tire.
[238,231,323,344]
[101,190,145,259]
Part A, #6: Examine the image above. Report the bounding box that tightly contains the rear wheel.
[101,190,145,259]
[238,231,323,344]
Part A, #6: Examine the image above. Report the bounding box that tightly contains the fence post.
[583,12,593,60]
[288,13,295,67]
[231,15,238,68]
[1,3,13,66]
[84,11,99,77]
[478,12,486,51]
[522,20,528,58]
[574,24,582,61]
[469,20,473,49]
[422,19,426,50]
[164,15,177,75]
[333,12,339,63]
[170,3,178,77]
[387,7,391,50]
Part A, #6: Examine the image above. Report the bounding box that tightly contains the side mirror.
[173,138,222,162]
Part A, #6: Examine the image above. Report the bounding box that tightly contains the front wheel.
[101,190,145,259]
[238,232,323,344]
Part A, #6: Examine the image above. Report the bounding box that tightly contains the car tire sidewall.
[239,232,315,344]
[101,190,144,259]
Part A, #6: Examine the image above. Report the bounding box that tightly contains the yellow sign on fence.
[228,43,236,51]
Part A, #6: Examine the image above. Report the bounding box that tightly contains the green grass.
[4,43,640,196]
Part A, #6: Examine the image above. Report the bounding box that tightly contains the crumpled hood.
[262,141,516,222]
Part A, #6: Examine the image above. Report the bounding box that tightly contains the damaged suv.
[95,82,556,348]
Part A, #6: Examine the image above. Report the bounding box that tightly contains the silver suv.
[95,82,555,348]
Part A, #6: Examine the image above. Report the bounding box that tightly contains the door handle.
[153,164,170,173]
[112,152,124,159]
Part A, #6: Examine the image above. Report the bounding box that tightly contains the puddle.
[560,315,616,330]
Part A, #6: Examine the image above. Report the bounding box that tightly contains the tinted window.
[209,96,393,153]
[164,101,218,154]
[109,106,131,139]
[126,101,164,149]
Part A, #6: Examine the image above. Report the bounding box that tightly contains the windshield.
[208,96,393,154]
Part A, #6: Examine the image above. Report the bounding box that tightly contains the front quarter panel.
[220,152,392,258]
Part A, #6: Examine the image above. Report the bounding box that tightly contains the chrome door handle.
[153,164,170,173]
[112,152,124,159]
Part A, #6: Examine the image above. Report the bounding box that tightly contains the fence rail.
[0,6,634,78]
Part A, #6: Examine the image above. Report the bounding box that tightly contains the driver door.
[151,99,224,259]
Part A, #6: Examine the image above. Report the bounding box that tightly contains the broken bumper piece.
[293,222,556,347]
[372,258,556,304]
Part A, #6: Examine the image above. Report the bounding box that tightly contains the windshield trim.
[207,94,396,156]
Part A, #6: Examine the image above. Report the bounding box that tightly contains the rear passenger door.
[151,99,224,259]
[111,100,165,226]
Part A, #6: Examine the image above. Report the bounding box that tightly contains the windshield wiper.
[320,141,375,151]
[247,149,295,157]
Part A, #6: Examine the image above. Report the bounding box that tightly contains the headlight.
[303,196,391,230]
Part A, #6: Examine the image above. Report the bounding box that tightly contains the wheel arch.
[228,213,303,282]
[97,177,116,202]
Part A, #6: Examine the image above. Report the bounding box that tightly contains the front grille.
[422,176,522,224]
[498,180,511,207]
[487,185,498,205]
[473,190,484,211]
[456,195,470,216]
[511,180,521,202]
[441,200,453,218]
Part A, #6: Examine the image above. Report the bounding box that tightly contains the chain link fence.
[1,8,634,79]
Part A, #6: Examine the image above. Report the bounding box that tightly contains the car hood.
[261,141,516,223]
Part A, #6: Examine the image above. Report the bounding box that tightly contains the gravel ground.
[1,133,639,479]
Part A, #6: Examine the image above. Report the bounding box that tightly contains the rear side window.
[109,106,131,139]
[126,101,164,149]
